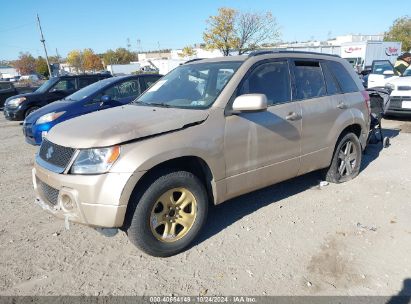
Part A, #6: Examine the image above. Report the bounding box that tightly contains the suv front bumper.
[32,162,141,228]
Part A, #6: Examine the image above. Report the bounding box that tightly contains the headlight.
[36,111,66,124]
[6,97,26,108]
[71,146,120,174]
[385,83,395,90]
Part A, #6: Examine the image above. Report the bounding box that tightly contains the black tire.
[324,132,362,184]
[126,170,208,257]
[25,107,39,118]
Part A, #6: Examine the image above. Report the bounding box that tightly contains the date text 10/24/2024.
[149,296,257,303]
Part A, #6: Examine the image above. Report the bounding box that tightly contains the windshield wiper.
[134,101,171,108]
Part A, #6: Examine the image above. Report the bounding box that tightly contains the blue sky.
[0,0,407,60]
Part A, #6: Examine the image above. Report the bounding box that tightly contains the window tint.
[239,61,291,105]
[51,79,76,92]
[327,61,359,93]
[321,62,341,95]
[294,61,326,100]
[79,77,98,88]
[139,75,161,91]
[103,80,140,100]
[371,61,394,75]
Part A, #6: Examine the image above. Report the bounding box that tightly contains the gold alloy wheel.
[149,188,197,243]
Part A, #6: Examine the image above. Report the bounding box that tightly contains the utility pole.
[36,14,52,77]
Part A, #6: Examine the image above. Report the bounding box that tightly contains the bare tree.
[235,11,280,55]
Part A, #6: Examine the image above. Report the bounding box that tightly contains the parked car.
[32,51,370,257]
[20,74,41,82]
[367,60,398,88]
[23,74,162,145]
[0,81,18,109]
[385,67,411,117]
[3,74,111,121]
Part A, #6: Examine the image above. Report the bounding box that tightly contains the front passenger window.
[239,61,291,105]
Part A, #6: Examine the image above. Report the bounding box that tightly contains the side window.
[103,80,140,100]
[327,61,359,93]
[51,79,76,92]
[239,61,291,105]
[79,77,98,88]
[139,76,161,91]
[293,61,326,100]
[371,60,394,75]
[0,83,12,91]
[321,62,341,95]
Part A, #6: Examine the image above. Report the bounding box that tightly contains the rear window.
[327,61,359,93]
[293,61,326,100]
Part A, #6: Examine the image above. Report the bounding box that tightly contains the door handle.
[337,102,348,109]
[286,112,301,121]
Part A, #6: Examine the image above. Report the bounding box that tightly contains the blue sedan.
[23,74,162,145]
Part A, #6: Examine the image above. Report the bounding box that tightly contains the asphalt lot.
[0,115,411,296]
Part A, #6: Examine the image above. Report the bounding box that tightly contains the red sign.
[344,47,362,53]
[385,47,399,56]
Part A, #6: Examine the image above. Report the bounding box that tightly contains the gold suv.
[32,51,370,256]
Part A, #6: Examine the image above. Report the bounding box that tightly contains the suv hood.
[389,76,411,86]
[47,104,209,148]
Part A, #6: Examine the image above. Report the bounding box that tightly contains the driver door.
[223,60,302,199]
[46,78,77,104]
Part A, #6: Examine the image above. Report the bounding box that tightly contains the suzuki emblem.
[46,146,54,159]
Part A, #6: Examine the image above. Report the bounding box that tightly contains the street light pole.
[36,14,52,77]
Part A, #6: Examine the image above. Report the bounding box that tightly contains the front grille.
[39,139,75,169]
[388,96,411,110]
[37,178,59,206]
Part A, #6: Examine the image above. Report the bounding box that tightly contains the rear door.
[291,59,342,174]
[368,60,397,88]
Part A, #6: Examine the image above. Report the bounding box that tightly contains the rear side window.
[79,77,98,88]
[321,62,341,95]
[239,61,291,105]
[293,61,326,100]
[327,61,359,93]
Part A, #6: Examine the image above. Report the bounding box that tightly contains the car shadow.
[386,278,411,304]
[193,170,321,247]
[361,127,400,171]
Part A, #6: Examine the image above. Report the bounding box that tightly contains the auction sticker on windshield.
[402,101,411,109]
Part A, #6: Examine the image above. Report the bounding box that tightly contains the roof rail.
[248,49,340,58]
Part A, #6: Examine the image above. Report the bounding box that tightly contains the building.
[0,65,19,79]
[277,34,384,48]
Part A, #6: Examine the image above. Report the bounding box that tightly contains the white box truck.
[340,41,402,71]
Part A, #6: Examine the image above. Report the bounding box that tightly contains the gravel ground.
[0,115,410,296]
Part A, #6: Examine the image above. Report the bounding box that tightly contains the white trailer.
[340,41,402,71]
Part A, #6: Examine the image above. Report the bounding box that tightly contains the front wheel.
[126,170,208,257]
[324,132,362,183]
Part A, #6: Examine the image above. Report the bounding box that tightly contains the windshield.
[66,78,114,101]
[35,78,58,93]
[135,61,242,109]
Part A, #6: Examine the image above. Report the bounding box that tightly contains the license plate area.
[402,101,411,109]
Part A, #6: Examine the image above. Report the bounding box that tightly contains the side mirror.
[232,94,267,112]
[100,95,112,105]
[383,70,394,76]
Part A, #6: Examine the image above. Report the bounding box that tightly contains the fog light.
[60,194,74,210]
[41,131,48,139]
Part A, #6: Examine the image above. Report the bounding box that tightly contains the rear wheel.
[126,170,208,257]
[25,106,39,118]
[325,132,362,183]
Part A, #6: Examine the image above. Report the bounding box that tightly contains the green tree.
[67,49,83,73]
[102,48,137,66]
[384,16,411,52]
[13,52,36,75]
[203,7,238,56]
[35,56,49,77]
[83,48,103,71]
[178,46,197,58]
[203,8,281,56]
